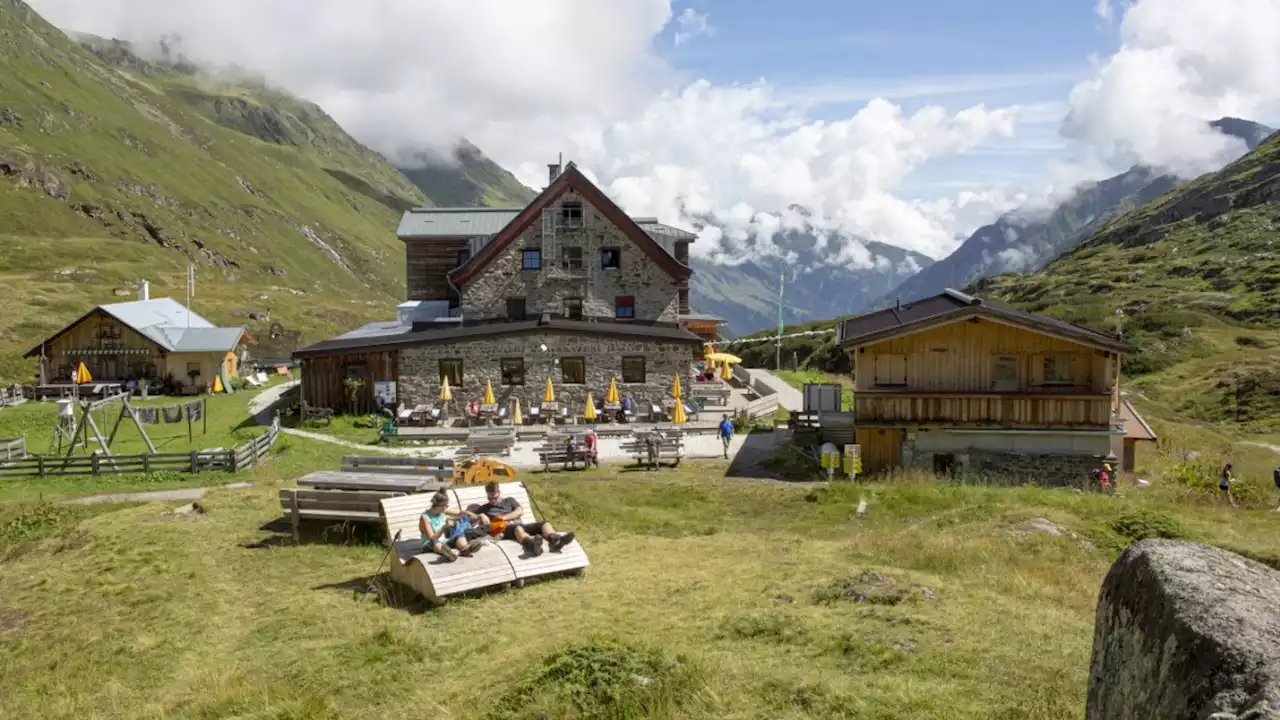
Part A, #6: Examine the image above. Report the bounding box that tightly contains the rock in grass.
[1087,540,1280,719]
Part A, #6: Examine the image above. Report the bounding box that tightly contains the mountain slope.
[691,235,932,335]
[398,141,536,208]
[871,118,1274,310]
[0,0,524,381]
[975,129,1280,427]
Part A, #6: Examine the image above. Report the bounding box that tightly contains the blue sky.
[660,0,1118,199]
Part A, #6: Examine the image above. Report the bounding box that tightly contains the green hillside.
[0,0,520,381]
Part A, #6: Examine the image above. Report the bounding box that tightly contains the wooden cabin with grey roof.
[295,161,721,416]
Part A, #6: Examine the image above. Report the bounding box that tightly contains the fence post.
[229,446,238,473]
[91,453,100,476]
[143,454,150,473]
[190,450,198,473]
[38,456,45,478]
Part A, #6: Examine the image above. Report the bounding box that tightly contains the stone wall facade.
[398,332,693,411]
[900,430,1110,485]
[459,190,680,323]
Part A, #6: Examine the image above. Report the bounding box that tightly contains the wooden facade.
[300,350,398,414]
[682,318,721,356]
[34,309,164,383]
[856,428,904,474]
[404,237,469,302]
[851,317,1117,428]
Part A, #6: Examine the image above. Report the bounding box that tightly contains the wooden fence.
[0,384,24,407]
[0,417,281,478]
[742,394,780,420]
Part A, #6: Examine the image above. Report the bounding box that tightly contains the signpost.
[843,444,862,480]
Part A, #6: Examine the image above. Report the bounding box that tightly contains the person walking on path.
[718,414,735,459]
[1273,466,1280,512]
[1220,463,1237,508]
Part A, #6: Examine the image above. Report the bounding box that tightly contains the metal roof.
[25,297,245,357]
[1119,396,1157,441]
[335,320,412,341]
[296,318,702,357]
[836,289,1132,353]
[679,312,726,324]
[396,207,522,238]
[149,326,247,353]
[103,298,215,331]
[638,220,698,242]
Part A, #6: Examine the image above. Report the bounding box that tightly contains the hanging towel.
[186,401,203,422]
[163,406,183,424]
[136,407,159,425]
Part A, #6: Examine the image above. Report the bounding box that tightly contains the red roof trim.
[450,164,692,285]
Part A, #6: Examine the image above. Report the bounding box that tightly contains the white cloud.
[1065,0,1280,177]
[28,0,1026,269]
[673,7,713,47]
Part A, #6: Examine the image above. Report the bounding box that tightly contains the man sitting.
[463,481,575,557]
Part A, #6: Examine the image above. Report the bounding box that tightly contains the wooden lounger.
[379,481,588,604]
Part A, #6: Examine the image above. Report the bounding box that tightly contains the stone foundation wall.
[902,438,1103,486]
[398,333,692,411]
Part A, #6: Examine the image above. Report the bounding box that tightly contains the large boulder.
[1087,540,1280,719]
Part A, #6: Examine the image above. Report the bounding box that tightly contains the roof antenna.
[895,296,901,311]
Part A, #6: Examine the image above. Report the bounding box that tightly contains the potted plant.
[343,378,366,414]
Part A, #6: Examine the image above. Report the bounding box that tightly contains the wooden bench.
[534,435,595,472]
[379,481,588,605]
[620,433,686,468]
[463,426,516,456]
[280,488,405,542]
[340,455,454,482]
[300,402,334,426]
[691,384,732,407]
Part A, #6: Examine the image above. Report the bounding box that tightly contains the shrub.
[0,502,77,557]
[1108,510,1188,544]
[484,639,708,720]
[719,614,808,644]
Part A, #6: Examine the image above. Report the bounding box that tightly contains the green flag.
[777,268,785,336]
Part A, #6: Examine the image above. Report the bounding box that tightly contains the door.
[856,428,904,473]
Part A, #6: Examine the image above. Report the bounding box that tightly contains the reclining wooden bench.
[379,481,588,605]
[619,431,686,467]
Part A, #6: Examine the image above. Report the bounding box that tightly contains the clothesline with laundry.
[132,399,205,425]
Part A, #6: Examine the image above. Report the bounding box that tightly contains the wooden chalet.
[837,289,1140,477]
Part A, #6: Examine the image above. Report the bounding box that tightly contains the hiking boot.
[520,535,543,557]
[548,531,575,552]
[459,540,483,557]
[434,542,458,562]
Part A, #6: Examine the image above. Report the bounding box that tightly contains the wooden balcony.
[854,391,1114,428]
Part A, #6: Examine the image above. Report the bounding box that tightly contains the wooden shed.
[298,349,398,415]
[1116,396,1157,472]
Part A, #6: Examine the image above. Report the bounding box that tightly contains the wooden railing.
[0,417,281,478]
[1,435,27,460]
[854,391,1114,427]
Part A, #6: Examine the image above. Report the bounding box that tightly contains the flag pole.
[776,267,785,371]
[186,263,193,328]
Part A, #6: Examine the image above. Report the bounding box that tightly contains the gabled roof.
[1119,396,1157,441]
[397,207,522,238]
[24,298,245,357]
[836,289,1133,354]
[451,163,693,285]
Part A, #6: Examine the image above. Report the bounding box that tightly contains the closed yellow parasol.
[720,361,733,381]
[440,375,453,402]
[605,377,620,405]
[483,378,496,405]
[544,377,556,403]
[512,397,523,425]
[583,393,597,421]
[671,374,683,399]
[213,375,224,393]
[74,361,92,384]
[672,399,687,424]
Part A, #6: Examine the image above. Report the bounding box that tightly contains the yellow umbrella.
[544,377,556,403]
[213,375,225,393]
[440,375,453,402]
[720,361,733,381]
[671,374,683,400]
[512,397,523,425]
[707,352,742,364]
[74,361,92,384]
[703,344,715,363]
[583,393,597,422]
[483,378,496,405]
[605,377,620,405]
[672,399,687,424]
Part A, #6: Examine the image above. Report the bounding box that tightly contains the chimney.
[895,296,901,311]
[138,279,150,302]
[547,152,564,185]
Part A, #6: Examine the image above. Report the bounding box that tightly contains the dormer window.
[560,202,584,228]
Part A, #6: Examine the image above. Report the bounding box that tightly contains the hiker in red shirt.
[584,430,599,468]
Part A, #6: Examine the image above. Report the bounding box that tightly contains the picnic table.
[297,470,452,494]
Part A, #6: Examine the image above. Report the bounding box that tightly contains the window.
[560,202,584,228]
[564,297,584,321]
[601,247,621,270]
[992,355,1018,391]
[622,356,646,383]
[439,359,463,387]
[562,246,583,270]
[457,248,471,266]
[500,358,525,386]
[615,296,635,320]
[186,362,201,377]
[506,297,526,322]
[873,354,907,387]
[562,357,586,385]
[1042,355,1075,385]
[522,248,542,270]
[344,363,367,382]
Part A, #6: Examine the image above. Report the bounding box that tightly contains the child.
[419,491,482,561]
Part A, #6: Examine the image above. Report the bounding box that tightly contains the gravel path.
[65,482,254,505]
